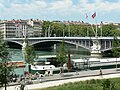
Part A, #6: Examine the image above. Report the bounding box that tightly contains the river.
[9,44,90,75]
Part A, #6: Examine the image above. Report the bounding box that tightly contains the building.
[0,20,16,38]
[27,19,43,37]
[0,19,43,38]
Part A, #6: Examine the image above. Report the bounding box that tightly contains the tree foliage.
[41,21,118,37]
[24,44,37,64]
[57,40,67,66]
[112,29,120,37]
[112,36,120,57]
[102,79,116,90]
[102,24,116,36]
[0,31,12,87]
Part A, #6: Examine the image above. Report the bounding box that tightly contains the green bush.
[34,78,120,90]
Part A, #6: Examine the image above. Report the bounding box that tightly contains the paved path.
[43,68,120,81]
[1,68,120,90]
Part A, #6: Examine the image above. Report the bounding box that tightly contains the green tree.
[102,24,116,36]
[42,21,52,37]
[102,79,116,90]
[22,38,37,73]
[103,79,111,90]
[0,31,12,88]
[24,44,37,64]
[112,29,120,36]
[42,21,119,37]
[112,36,120,69]
[52,22,65,37]
[57,40,67,67]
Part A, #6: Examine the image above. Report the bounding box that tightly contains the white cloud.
[0,0,47,19]
[71,0,120,16]
[0,0,119,20]
[78,0,88,4]
[48,0,73,11]
[11,0,47,11]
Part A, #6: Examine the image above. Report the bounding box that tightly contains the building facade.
[0,19,43,38]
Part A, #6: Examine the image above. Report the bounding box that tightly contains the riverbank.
[2,68,120,90]
[36,76,120,90]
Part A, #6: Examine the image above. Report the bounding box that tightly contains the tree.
[57,40,67,67]
[112,29,120,36]
[24,44,36,65]
[22,38,37,65]
[42,21,52,37]
[103,79,111,90]
[23,39,37,74]
[102,24,116,36]
[0,31,12,89]
[102,79,116,90]
[41,21,119,37]
[111,36,120,70]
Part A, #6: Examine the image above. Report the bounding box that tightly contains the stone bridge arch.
[7,40,23,46]
[5,37,117,52]
[6,40,22,48]
[31,40,91,51]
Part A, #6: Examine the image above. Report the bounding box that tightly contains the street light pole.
[22,24,28,76]
[63,29,64,37]
[5,67,7,90]
[68,25,70,37]
[4,61,7,90]
[67,49,71,72]
[116,58,117,70]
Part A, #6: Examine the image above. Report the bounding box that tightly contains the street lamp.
[4,62,7,90]
[22,24,27,79]
[67,49,71,72]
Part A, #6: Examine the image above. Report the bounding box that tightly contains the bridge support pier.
[91,39,102,58]
[91,50,102,57]
[54,44,57,50]
[76,44,79,50]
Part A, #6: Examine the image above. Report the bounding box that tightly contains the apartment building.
[0,19,43,38]
[27,19,43,37]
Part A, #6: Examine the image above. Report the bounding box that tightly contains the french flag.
[92,12,96,19]
[86,13,88,19]
[17,23,20,27]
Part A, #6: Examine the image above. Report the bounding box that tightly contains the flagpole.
[95,18,97,38]
[85,13,89,37]
[91,24,96,35]
[91,12,97,37]
[68,24,70,37]
[90,12,102,58]
[100,21,103,37]
[87,13,96,37]
[93,12,97,38]
[87,26,89,37]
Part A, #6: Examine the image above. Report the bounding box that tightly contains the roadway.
[2,68,120,90]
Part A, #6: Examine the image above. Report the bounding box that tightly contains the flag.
[86,13,88,19]
[92,12,96,19]
[17,23,20,27]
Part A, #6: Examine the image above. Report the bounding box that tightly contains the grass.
[33,78,120,90]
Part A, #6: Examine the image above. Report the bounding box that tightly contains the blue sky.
[0,0,120,24]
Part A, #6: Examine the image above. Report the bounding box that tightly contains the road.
[1,68,120,90]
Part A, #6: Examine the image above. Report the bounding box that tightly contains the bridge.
[5,37,119,52]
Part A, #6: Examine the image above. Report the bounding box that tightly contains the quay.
[2,68,120,90]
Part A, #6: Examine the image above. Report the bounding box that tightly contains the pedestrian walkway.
[1,68,120,90]
[43,68,120,81]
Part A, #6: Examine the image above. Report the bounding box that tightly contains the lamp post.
[67,49,71,72]
[5,61,7,90]
[116,58,117,70]
[22,24,27,76]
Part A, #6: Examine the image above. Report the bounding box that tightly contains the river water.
[9,44,90,75]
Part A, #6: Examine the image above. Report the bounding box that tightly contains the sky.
[0,0,120,24]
